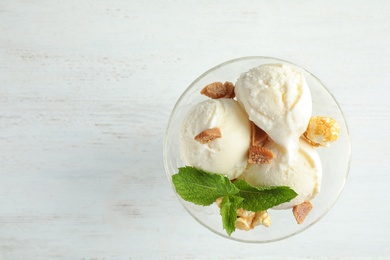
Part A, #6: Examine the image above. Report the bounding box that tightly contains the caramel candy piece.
[303,116,340,147]
[292,201,313,224]
[194,127,222,144]
[248,122,274,164]
[248,146,274,164]
[200,81,235,99]
[250,122,268,147]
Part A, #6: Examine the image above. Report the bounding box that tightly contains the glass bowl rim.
[163,56,352,243]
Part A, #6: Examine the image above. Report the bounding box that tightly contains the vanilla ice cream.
[235,64,312,157]
[240,138,322,209]
[180,98,251,180]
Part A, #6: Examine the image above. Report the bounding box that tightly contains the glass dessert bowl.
[163,56,351,243]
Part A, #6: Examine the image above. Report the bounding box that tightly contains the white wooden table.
[1,1,389,259]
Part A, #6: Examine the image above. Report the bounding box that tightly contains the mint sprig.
[172,166,298,236]
[220,195,244,236]
[172,166,239,206]
[234,179,297,212]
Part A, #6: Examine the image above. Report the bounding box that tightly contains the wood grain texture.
[1,0,390,259]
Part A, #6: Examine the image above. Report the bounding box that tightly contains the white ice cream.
[235,64,312,158]
[180,98,251,180]
[240,138,322,209]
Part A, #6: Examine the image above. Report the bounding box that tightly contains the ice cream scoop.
[180,98,251,180]
[240,138,322,209]
[235,64,312,158]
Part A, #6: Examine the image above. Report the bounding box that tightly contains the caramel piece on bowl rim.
[292,201,313,224]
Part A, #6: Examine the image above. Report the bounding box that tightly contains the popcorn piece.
[237,208,255,218]
[200,81,235,99]
[235,217,252,231]
[215,197,223,207]
[235,208,256,231]
[194,127,222,144]
[303,116,340,147]
[216,199,273,231]
[292,201,313,224]
[235,208,271,231]
[252,211,271,228]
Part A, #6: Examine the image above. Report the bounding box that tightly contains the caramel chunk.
[194,127,222,144]
[247,122,273,164]
[200,81,235,99]
[292,201,313,224]
[248,146,274,164]
[250,122,268,147]
[303,116,340,147]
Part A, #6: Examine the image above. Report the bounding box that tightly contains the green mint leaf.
[220,195,244,236]
[233,179,298,212]
[172,166,239,206]
[172,166,299,236]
